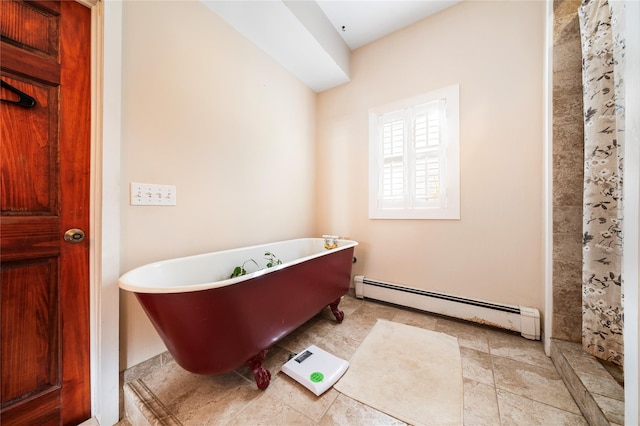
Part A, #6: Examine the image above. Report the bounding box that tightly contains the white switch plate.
[130,182,177,206]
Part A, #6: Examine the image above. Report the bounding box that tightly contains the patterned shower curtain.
[578,0,625,367]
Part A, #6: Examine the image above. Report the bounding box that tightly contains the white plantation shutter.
[413,100,446,207]
[379,112,406,208]
[376,100,446,210]
[369,85,459,219]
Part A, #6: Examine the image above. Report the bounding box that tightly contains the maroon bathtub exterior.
[133,246,355,384]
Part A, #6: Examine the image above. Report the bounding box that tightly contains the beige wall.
[317,1,545,308]
[119,0,317,368]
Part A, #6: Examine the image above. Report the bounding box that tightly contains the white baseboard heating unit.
[354,276,540,340]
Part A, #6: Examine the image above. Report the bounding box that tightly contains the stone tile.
[554,0,582,21]
[302,318,350,346]
[553,205,583,234]
[320,394,406,426]
[553,91,585,125]
[335,294,366,316]
[123,352,164,383]
[278,317,329,354]
[553,7,581,44]
[552,259,582,291]
[487,330,555,370]
[313,295,364,322]
[460,347,494,386]
[551,313,583,342]
[553,109,584,128]
[554,340,624,401]
[593,393,625,425]
[552,120,584,155]
[553,150,584,182]
[552,232,583,263]
[277,305,362,362]
[140,360,259,425]
[492,356,582,415]
[267,374,340,423]
[278,296,390,360]
[554,38,581,69]
[236,344,293,383]
[552,69,584,99]
[390,307,439,330]
[435,317,490,353]
[550,339,602,424]
[551,280,582,309]
[321,306,381,343]
[553,280,582,316]
[317,326,363,362]
[124,380,176,426]
[463,379,500,426]
[228,391,315,426]
[160,351,174,366]
[358,299,401,321]
[553,177,584,207]
[553,40,583,73]
[496,389,588,425]
[600,359,624,386]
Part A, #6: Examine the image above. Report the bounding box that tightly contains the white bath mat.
[334,319,464,426]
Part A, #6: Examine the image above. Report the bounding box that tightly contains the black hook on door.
[1,79,36,108]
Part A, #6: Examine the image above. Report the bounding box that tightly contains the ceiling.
[203,0,460,92]
[317,1,461,50]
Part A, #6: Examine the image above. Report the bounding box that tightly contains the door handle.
[64,228,86,243]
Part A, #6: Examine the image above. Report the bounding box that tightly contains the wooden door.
[0,1,91,424]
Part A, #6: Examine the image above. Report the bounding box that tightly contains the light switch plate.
[130,182,176,206]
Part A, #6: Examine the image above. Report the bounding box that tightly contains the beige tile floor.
[123,294,589,425]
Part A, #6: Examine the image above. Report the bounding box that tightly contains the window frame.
[368,84,460,220]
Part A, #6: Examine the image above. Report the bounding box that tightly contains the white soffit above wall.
[202,0,351,92]
[317,0,461,50]
[201,0,460,92]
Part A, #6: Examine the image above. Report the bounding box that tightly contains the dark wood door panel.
[0,217,60,261]
[0,0,60,84]
[0,0,59,57]
[1,258,60,405]
[1,388,61,426]
[1,74,59,214]
[0,43,60,84]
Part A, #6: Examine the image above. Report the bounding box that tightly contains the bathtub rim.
[118,238,358,294]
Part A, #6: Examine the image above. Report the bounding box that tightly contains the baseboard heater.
[354,276,540,340]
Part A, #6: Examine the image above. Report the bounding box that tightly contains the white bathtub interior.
[118,238,357,293]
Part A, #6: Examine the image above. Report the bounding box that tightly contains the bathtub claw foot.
[329,298,344,323]
[247,349,271,390]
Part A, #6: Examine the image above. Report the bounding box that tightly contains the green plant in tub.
[264,251,282,268]
[229,259,260,278]
[229,252,282,278]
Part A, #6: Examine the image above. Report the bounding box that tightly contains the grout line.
[489,347,504,426]
[125,379,182,426]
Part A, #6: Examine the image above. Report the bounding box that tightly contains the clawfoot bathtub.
[118,238,357,389]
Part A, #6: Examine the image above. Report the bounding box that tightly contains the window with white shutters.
[369,85,460,219]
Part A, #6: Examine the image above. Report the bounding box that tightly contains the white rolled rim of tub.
[118,239,358,294]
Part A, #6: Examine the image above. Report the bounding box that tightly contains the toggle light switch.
[130,182,177,206]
